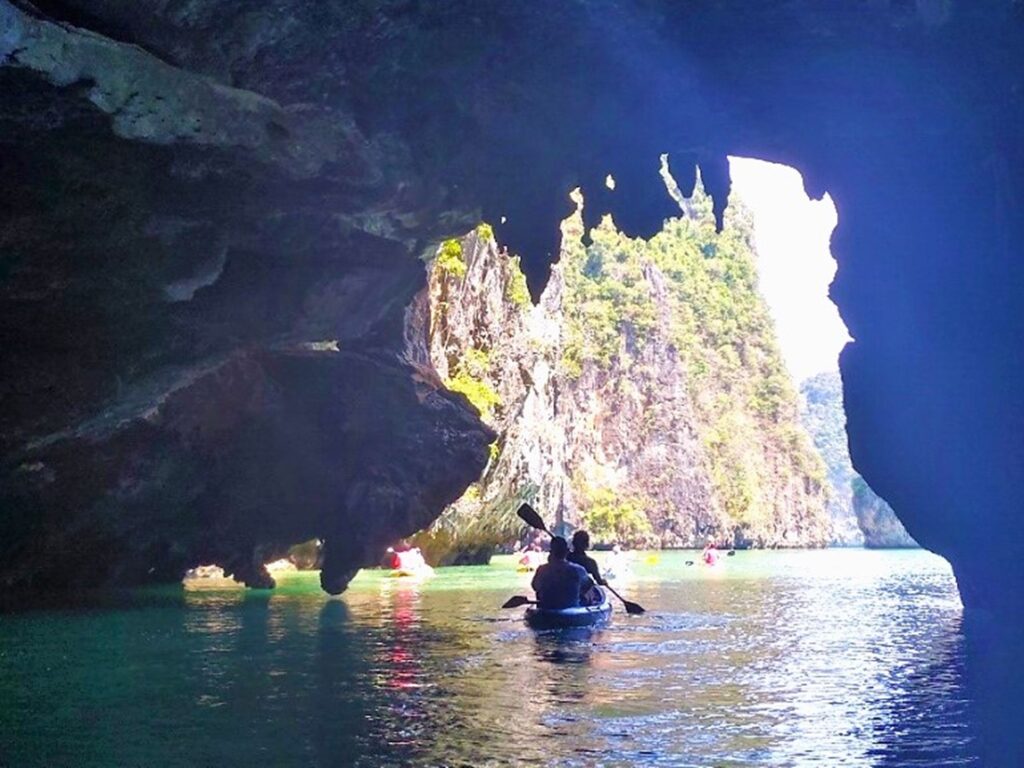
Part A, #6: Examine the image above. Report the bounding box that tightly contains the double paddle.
[504,503,646,615]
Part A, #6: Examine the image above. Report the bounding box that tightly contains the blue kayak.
[524,588,613,629]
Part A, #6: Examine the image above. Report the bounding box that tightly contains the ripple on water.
[0,550,981,767]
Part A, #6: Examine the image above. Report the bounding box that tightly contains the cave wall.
[0,0,495,592]
[1,1,1023,622]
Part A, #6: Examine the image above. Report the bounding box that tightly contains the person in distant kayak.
[531,536,595,609]
[702,538,719,566]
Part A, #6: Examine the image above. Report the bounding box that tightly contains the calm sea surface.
[0,550,979,767]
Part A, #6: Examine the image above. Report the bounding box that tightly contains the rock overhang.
[0,0,1022,620]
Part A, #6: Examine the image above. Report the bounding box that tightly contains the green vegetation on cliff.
[558,180,826,540]
[445,348,501,419]
[580,486,654,544]
[437,238,467,278]
[421,171,831,562]
[505,257,532,307]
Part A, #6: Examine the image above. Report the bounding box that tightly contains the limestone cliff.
[852,477,918,549]
[800,371,917,548]
[419,178,831,559]
[406,226,535,564]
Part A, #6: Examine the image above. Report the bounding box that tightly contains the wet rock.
[1,347,491,591]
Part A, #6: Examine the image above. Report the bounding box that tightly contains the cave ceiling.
[1,0,1023,608]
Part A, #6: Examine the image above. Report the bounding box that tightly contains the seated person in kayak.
[531,536,596,609]
[702,538,719,566]
[568,530,606,587]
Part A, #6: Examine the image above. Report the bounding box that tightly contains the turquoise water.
[0,550,978,767]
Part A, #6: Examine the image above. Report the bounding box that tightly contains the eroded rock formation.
[4,2,1023,761]
[0,0,493,592]
[1,1,1023,627]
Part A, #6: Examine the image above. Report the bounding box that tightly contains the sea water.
[0,550,978,767]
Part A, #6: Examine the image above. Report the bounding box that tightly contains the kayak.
[524,588,613,630]
[389,564,434,578]
[516,551,545,572]
[387,548,433,577]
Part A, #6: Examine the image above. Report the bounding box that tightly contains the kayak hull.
[389,566,434,578]
[524,589,613,630]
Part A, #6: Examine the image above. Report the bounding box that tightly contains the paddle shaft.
[603,582,630,606]
[501,595,537,608]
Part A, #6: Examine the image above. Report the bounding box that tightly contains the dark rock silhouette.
[800,371,917,547]
[1,2,1023,638]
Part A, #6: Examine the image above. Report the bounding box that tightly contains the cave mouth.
[403,152,930,569]
[728,156,921,554]
[1,2,1018,761]
[178,154,931,586]
[170,153,975,764]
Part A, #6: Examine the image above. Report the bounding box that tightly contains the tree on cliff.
[418,172,833,562]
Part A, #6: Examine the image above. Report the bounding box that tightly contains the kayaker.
[702,538,719,566]
[568,530,606,605]
[531,536,595,609]
[569,529,607,584]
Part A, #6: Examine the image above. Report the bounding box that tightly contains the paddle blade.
[502,595,533,609]
[604,584,646,616]
[623,600,645,615]
[516,503,550,534]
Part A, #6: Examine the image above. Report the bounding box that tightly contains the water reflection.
[532,629,597,665]
[313,600,369,765]
[363,581,436,763]
[0,551,988,767]
[869,620,976,767]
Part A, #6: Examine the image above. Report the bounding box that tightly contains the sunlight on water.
[0,550,978,767]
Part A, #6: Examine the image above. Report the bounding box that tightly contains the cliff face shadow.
[864,613,979,767]
[961,615,1024,767]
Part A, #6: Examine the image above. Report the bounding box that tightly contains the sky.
[727,156,850,383]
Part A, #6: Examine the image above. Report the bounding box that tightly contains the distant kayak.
[702,546,720,566]
[604,554,633,582]
[516,551,546,572]
[387,547,433,577]
[524,588,613,630]
[389,566,434,578]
